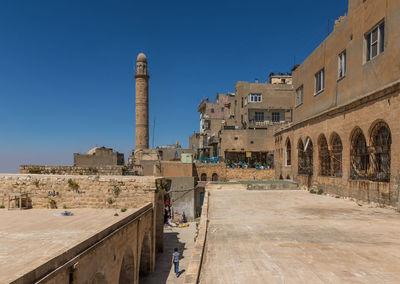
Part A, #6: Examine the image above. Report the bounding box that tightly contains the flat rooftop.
[0,208,138,283]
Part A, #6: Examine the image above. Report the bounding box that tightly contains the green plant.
[28,166,41,174]
[317,189,324,195]
[113,186,121,197]
[107,198,113,205]
[335,195,340,198]
[0,205,5,209]
[156,179,168,193]
[309,189,316,194]
[121,208,127,212]
[49,199,57,209]
[79,171,83,175]
[63,204,67,209]
[33,179,40,187]
[67,179,79,190]
[114,213,119,216]
[88,167,98,174]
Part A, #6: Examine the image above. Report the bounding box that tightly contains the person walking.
[172,248,180,277]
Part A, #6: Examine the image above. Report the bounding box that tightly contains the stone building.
[73,147,124,167]
[193,76,294,166]
[274,0,400,206]
[220,77,293,166]
[197,93,234,159]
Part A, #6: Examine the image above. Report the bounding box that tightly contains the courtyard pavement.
[200,189,400,284]
[141,222,196,283]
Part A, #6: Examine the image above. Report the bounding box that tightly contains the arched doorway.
[200,173,207,181]
[212,173,218,181]
[119,247,135,284]
[286,138,291,166]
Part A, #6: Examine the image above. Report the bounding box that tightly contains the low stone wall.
[0,174,161,210]
[19,165,125,176]
[183,183,209,284]
[194,163,274,182]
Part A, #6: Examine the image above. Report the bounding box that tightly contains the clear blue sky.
[0,0,348,173]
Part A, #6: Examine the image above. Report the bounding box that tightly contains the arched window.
[200,173,207,181]
[286,139,291,166]
[331,133,343,177]
[370,121,391,182]
[304,137,313,175]
[318,135,330,176]
[350,128,369,180]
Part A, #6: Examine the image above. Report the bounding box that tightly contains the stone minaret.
[135,53,150,150]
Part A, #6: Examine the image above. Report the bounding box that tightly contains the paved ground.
[200,189,400,284]
[0,208,134,283]
[141,222,196,283]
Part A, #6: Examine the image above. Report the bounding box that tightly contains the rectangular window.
[315,68,325,95]
[338,51,346,79]
[210,108,214,113]
[255,112,264,122]
[366,21,385,62]
[272,112,280,122]
[296,85,303,106]
[249,93,262,102]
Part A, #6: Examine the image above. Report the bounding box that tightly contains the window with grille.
[296,86,303,107]
[318,135,331,176]
[286,139,291,166]
[272,112,280,122]
[350,128,369,180]
[255,112,264,122]
[315,68,325,95]
[366,21,385,62]
[370,122,391,182]
[331,134,343,177]
[338,51,346,79]
[249,93,262,102]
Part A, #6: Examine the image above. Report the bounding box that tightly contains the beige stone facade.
[135,53,150,150]
[275,0,400,206]
[73,147,124,167]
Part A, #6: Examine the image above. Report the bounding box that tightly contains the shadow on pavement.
[140,230,187,284]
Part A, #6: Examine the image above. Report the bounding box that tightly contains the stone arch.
[200,173,207,181]
[350,127,369,180]
[285,138,291,166]
[369,120,391,182]
[119,247,135,284]
[298,139,306,174]
[139,231,152,276]
[212,173,218,181]
[330,132,343,177]
[318,134,330,176]
[91,272,107,284]
[304,137,314,175]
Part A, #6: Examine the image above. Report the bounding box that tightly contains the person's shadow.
[177,269,186,278]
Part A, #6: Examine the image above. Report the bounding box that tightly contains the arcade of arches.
[275,114,398,207]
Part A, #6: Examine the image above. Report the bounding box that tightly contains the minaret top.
[137,53,147,62]
[135,52,149,78]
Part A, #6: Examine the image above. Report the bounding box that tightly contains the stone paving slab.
[200,189,400,284]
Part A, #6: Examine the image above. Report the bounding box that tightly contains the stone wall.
[193,163,274,182]
[19,165,125,176]
[167,177,196,221]
[0,174,161,210]
[159,161,193,177]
